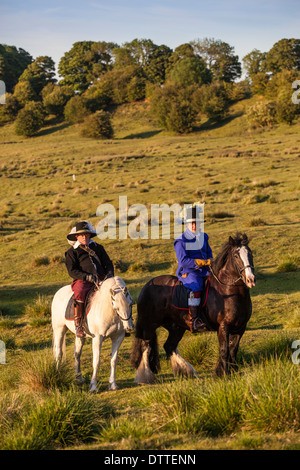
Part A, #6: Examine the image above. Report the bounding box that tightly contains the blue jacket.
[174,229,213,279]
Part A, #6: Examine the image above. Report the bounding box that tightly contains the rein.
[209,264,254,287]
[93,277,133,321]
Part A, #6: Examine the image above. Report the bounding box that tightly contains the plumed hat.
[67,221,97,242]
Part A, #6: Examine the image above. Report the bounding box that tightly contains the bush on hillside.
[42,84,74,116]
[80,110,114,139]
[246,101,276,128]
[151,83,196,133]
[64,95,90,123]
[193,81,230,121]
[15,101,45,137]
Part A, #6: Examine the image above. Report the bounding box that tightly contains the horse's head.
[110,284,134,333]
[229,233,256,288]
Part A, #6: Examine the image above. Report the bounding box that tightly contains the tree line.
[0,37,299,136]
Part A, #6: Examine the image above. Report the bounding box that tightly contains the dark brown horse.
[131,233,255,382]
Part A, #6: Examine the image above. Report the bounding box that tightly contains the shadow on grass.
[251,270,299,296]
[0,283,66,316]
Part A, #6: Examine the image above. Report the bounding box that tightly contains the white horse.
[51,276,134,392]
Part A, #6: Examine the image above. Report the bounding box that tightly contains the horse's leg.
[228,333,242,373]
[74,335,86,384]
[134,337,157,384]
[164,326,197,378]
[108,332,125,391]
[215,321,230,377]
[53,325,67,367]
[89,334,104,392]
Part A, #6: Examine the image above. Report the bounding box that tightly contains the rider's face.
[76,233,91,245]
[187,222,197,233]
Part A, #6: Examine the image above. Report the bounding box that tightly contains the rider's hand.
[85,274,99,284]
[195,258,211,268]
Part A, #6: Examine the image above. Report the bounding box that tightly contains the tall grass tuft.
[139,356,300,437]
[1,389,115,450]
[18,350,74,394]
[24,294,51,326]
[244,358,300,432]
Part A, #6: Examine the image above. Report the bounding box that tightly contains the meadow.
[0,97,299,450]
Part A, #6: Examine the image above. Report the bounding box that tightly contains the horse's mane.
[212,233,249,273]
[93,276,125,304]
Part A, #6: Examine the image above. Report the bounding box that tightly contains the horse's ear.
[242,233,249,245]
[229,236,234,245]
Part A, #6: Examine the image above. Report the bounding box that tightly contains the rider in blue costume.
[174,205,213,333]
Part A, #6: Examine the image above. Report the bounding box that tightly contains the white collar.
[73,240,95,249]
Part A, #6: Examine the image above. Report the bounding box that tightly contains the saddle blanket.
[65,286,96,321]
[171,278,210,311]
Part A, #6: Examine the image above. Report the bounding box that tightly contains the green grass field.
[0,98,299,450]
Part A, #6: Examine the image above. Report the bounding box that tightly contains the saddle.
[171,277,211,328]
[65,285,97,321]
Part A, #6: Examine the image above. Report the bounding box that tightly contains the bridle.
[111,288,133,322]
[209,259,255,287]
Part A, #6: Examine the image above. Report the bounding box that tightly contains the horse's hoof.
[89,382,97,393]
[108,383,119,391]
[75,375,85,385]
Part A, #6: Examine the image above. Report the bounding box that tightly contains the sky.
[1,0,300,78]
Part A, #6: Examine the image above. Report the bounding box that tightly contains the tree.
[150,83,196,133]
[193,81,230,121]
[59,41,117,93]
[118,39,158,68]
[242,49,267,78]
[64,95,90,123]
[15,101,45,136]
[0,44,32,92]
[265,38,300,73]
[13,80,37,105]
[19,56,56,96]
[42,84,74,116]
[169,57,212,87]
[144,45,173,84]
[191,38,241,82]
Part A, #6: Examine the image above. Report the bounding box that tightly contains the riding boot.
[188,293,207,333]
[74,301,86,338]
[188,305,207,333]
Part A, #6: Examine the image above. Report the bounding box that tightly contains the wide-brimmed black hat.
[184,205,202,223]
[67,221,97,241]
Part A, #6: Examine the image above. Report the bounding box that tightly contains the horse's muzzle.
[246,273,256,288]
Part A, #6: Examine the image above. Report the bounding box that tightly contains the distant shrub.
[15,101,45,137]
[80,110,114,139]
[42,84,73,116]
[64,95,89,123]
[275,88,297,124]
[151,83,196,133]
[277,261,298,272]
[24,294,51,327]
[211,211,234,219]
[246,101,276,128]
[33,256,50,266]
[249,217,267,226]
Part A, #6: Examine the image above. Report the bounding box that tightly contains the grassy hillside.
[0,98,299,450]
